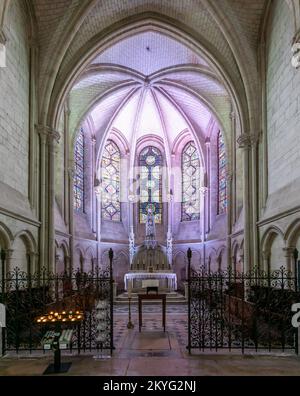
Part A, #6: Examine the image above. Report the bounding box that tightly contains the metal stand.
[127,297,134,329]
[43,333,72,375]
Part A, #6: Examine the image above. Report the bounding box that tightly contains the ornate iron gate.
[0,249,114,355]
[187,249,299,354]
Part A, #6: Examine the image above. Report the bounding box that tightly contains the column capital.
[36,125,60,144]
[205,137,210,146]
[5,249,14,259]
[261,250,269,260]
[64,103,71,117]
[230,111,236,121]
[237,133,258,149]
[283,247,296,257]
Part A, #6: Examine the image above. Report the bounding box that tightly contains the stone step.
[115,292,187,304]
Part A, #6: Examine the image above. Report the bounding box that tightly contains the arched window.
[101,140,121,221]
[217,131,227,214]
[181,141,200,221]
[139,146,162,224]
[73,127,85,211]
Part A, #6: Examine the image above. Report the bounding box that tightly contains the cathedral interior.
[0,0,300,377]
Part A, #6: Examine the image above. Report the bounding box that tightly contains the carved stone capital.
[205,137,210,147]
[36,125,60,144]
[237,134,251,149]
[261,250,269,261]
[237,133,258,149]
[283,247,295,257]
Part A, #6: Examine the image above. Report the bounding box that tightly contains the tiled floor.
[1,303,300,376]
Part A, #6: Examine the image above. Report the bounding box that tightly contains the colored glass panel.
[101,140,121,221]
[139,146,162,224]
[181,141,200,221]
[218,131,227,214]
[73,128,85,211]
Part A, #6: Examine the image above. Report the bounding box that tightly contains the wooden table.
[138,293,166,332]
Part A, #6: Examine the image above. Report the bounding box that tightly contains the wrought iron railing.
[187,250,300,354]
[0,250,114,355]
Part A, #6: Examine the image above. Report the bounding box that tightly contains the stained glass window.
[218,131,227,214]
[73,128,85,211]
[139,146,162,224]
[101,140,121,221]
[181,141,200,221]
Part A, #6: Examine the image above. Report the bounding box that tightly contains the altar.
[124,272,177,292]
[125,206,177,293]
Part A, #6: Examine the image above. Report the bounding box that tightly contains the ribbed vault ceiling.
[69,30,232,150]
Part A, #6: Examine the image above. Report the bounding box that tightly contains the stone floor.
[1,304,300,376]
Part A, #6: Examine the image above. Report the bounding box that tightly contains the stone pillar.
[63,103,71,225]
[91,136,97,233]
[237,134,252,273]
[261,251,270,274]
[4,249,13,274]
[226,173,233,271]
[68,160,75,272]
[65,256,71,275]
[37,126,60,272]
[48,130,60,273]
[230,112,237,224]
[28,40,38,213]
[200,187,208,267]
[55,254,60,274]
[283,247,295,273]
[205,138,211,233]
[250,135,259,268]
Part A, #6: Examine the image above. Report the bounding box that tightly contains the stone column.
[37,126,60,272]
[63,103,71,225]
[4,249,13,274]
[230,112,237,224]
[237,134,252,273]
[283,247,295,273]
[200,187,208,267]
[226,173,233,271]
[250,134,259,268]
[55,254,60,274]
[28,40,38,213]
[261,251,269,274]
[91,136,97,233]
[205,138,211,233]
[68,162,75,272]
[48,129,60,273]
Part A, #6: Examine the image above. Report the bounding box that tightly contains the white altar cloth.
[124,272,177,291]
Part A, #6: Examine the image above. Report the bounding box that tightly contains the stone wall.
[0,0,29,197]
[266,0,300,201]
[257,0,300,272]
